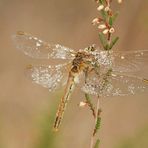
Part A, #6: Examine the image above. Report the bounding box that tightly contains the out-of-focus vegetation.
[34,107,56,148]
[33,92,64,148]
[116,125,148,148]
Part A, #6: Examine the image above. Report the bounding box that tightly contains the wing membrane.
[25,63,70,91]
[82,72,148,97]
[12,31,75,60]
[112,50,148,73]
[104,73,148,97]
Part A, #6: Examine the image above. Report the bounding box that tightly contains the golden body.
[53,49,95,131]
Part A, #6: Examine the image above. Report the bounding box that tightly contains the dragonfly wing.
[82,71,148,97]
[92,50,113,66]
[12,31,76,60]
[25,63,70,91]
[103,73,148,97]
[112,50,148,73]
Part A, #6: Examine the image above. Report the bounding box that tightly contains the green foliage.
[94,139,100,148]
[99,32,119,50]
[116,125,148,148]
[85,93,96,118]
[109,36,119,49]
[100,10,108,21]
[95,116,101,131]
[98,32,107,49]
[93,116,101,136]
[109,16,113,27]
[34,103,58,148]
[112,12,119,24]
[109,12,119,27]
[98,0,106,5]
[99,0,103,4]
[97,2,120,51]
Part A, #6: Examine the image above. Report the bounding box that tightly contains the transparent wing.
[104,73,148,97]
[112,50,148,73]
[92,50,113,66]
[82,71,148,97]
[12,31,76,60]
[25,63,70,91]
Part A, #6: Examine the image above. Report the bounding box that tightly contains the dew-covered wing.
[25,63,70,91]
[92,50,113,67]
[112,50,148,73]
[12,31,75,60]
[82,71,148,97]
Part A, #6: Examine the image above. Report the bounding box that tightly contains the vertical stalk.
[90,96,101,148]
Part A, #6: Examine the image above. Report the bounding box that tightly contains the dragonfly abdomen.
[53,73,76,131]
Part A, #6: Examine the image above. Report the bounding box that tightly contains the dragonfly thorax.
[71,50,96,73]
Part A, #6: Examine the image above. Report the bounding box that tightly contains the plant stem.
[90,96,101,148]
[85,93,96,118]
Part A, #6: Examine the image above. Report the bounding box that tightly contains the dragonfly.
[13,31,148,131]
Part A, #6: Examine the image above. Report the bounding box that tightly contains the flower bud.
[97,5,104,11]
[103,29,109,34]
[98,24,106,29]
[109,27,115,33]
[92,18,99,25]
[79,101,87,107]
[104,6,110,12]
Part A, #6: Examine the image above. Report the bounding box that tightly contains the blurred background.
[0,0,148,148]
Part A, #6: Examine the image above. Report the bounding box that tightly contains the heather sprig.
[92,0,122,50]
[88,1,122,148]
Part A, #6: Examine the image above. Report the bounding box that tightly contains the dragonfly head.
[84,44,96,52]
